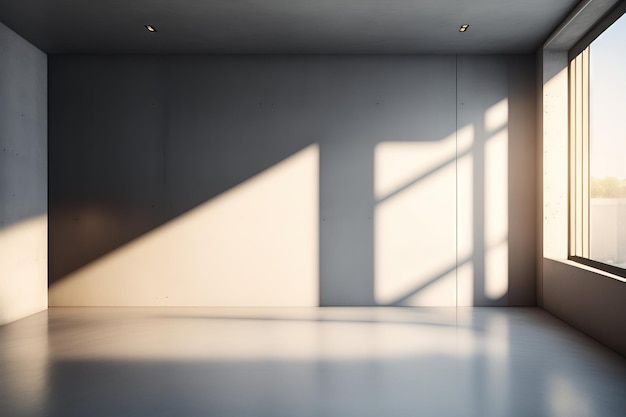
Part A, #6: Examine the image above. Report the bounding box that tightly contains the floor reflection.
[1,307,625,417]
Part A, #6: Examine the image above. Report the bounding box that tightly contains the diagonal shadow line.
[376,123,507,206]
[387,255,472,306]
[387,235,509,306]
[377,147,472,205]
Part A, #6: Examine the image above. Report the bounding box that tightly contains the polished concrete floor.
[0,307,625,417]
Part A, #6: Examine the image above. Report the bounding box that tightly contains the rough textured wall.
[0,21,47,325]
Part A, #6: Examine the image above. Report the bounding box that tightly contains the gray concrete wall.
[0,21,47,325]
[543,259,626,355]
[509,55,539,305]
[48,55,536,307]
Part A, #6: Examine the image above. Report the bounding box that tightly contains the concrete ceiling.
[0,0,580,54]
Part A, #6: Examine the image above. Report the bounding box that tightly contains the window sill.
[544,257,626,284]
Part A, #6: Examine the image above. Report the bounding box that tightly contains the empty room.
[1,0,625,416]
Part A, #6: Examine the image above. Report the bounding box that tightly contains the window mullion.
[580,47,590,258]
[575,54,584,257]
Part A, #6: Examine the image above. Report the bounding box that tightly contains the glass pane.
[589,13,626,268]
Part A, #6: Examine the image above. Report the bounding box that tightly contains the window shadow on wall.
[48,55,536,307]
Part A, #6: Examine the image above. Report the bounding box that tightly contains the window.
[569,7,626,277]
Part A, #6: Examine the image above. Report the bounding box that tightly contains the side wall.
[48,55,536,307]
[0,22,47,325]
[540,49,626,356]
[538,0,626,356]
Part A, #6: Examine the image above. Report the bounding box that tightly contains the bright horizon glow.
[590,13,626,179]
[588,14,626,265]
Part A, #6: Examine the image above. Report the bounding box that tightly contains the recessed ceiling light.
[459,24,469,32]
[145,25,157,32]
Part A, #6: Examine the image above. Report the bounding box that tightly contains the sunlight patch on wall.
[457,154,474,259]
[457,132,474,306]
[49,145,319,307]
[543,65,570,259]
[400,269,456,307]
[375,125,475,201]
[485,241,509,299]
[0,215,47,325]
[457,123,475,154]
[374,140,457,306]
[484,127,509,300]
[485,98,508,133]
[456,260,474,307]
[375,133,456,200]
